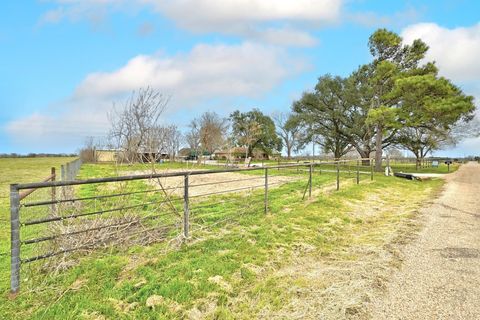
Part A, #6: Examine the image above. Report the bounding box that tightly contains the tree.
[273,112,303,159]
[198,112,229,156]
[108,87,169,163]
[79,136,97,163]
[230,109,281,158]
[164,125,183,160]
[391,74,475,165]
[292,75,352,159]
[341,66,377,164]
[366,29,433,171]
[185,119,201,159]
[365,30,475,170]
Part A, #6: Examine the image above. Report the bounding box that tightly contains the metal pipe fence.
[8,159,375,294]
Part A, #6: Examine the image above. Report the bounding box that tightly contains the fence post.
[386,155,390,176]
[264,168,268,214]
[370,160,374,181]
[183,174,189,239]
[51,167,56,214]
[356,160,359,185]
[336,161,340,191]
[309,164,312,198]
[66,162,71,180]
[61,164,65,181]
[10,184,20,294]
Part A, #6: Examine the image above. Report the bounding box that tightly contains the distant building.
[95,149,118,162]
[178,148,193,158]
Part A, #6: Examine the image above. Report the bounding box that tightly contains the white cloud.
[5,104,110,152]
[39,0,342,46]
[402,22,480,82]
[38,0,137,27]
[5,42,305,151]
[144,0,343,46]
[235,26,318,47]
[75,42,303,101]
[147,0,342,29]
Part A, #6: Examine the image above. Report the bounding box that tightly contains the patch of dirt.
[208,275,233,292]
[346,193,384,218]
[124,169,299,198]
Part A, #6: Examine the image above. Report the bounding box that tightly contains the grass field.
[0,158,447,319]
[0,157,77,292]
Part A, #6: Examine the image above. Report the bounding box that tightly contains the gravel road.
[370,162,480,319]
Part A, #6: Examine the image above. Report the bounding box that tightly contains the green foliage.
[294,28,476,161]
[292,75,351,158]
[390,73,475,157]
[230,109,282,157]
[366,105,398,129]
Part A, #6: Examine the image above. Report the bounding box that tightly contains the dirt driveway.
[370,162,480,319]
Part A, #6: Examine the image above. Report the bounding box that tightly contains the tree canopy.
[292,28,476,167]
[230,109,281,158]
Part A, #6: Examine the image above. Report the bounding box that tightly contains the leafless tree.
[79,136,98,163]
[164,125,183,160]
[186,119,201,160]
[239,120,261,160]
[108,87,169,163]
[273,112,302,159]
[188,112,228,162]
[198,112,229,156]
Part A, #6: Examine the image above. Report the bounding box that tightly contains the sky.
[1,0,479,157]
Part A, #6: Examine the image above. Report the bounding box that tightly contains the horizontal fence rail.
[9,159,375,294]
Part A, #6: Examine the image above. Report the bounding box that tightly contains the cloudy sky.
[1,0,479,156]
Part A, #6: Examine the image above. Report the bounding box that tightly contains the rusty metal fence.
[9,160,374,293]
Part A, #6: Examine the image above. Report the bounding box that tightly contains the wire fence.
[8,160,374,294]
[61,158,82,181]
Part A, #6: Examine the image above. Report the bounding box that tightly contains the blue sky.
[1,0,479,157]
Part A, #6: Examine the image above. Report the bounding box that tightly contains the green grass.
[384,161,459,174]
[0,158,446,319]
[0,157,77,293]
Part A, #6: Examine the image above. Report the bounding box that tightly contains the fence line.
[61,158,82,181]
[9,159,374,294]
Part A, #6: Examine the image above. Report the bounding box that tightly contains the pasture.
[0,157,447,319]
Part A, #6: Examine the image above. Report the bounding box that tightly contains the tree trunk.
[196,148,202,164]
[357,149,371,166]
[287,146,292,160]
[374,124,383,172]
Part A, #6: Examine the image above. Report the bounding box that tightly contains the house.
[178,148,193,158]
